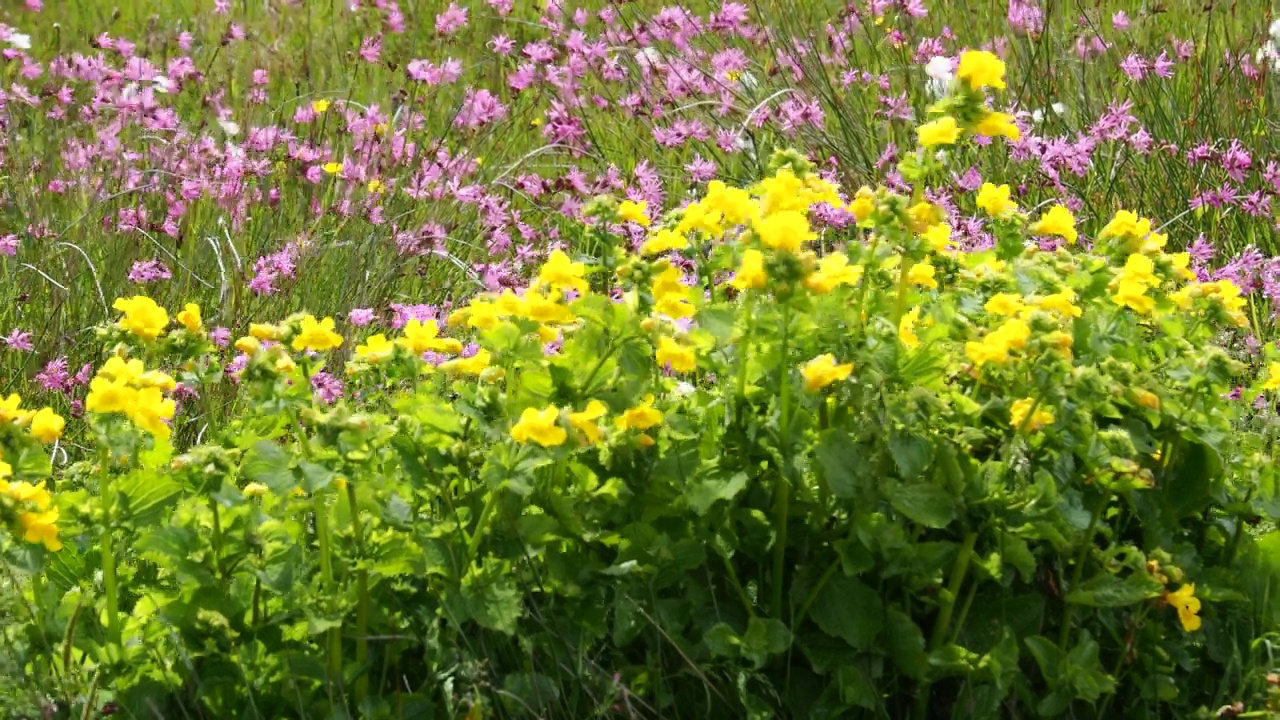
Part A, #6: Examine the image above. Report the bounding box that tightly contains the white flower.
[6,32,31,50]
[217,118,241,136]
[739,70,759,94]
[671,381,695,398]
[1051,102,1066,116]
[1270,19,1280,42]
[152,77,172,94]
[924,55,954,98]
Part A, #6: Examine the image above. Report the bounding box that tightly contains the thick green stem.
[771,303,793,621]
[314,493,341,685]
[736,293,757,402]
[98,449,121,646]
[913,531,978,720]
[346,481,370,702]
[209,497,226,579]
[466,486,501,568]
[1059,492,1110,649]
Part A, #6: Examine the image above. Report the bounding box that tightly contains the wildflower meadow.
[3,0,1280,718]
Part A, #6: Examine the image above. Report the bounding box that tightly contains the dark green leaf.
[810,575,882,650]
[884,608,928,679]
[1066,573,1163,607]
[883,480,957,529]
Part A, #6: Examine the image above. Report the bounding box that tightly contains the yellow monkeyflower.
[9,481,52,511]
[730,249,767,291]
[242,482,270,498]
[1263,363,1280,391]
[367,179,386,194]
[956,49,1007,91]
[399,319,463,355]
[127,386,176,439]
[984,292,1026,316]
[800,354,854,392]
[617,394,663,431]
[618,199,651,226]
[96,357,145,384]
[19,508,62,552]
[176,303,203,332]
[924,223,953,253]
[249,323,281,341]
[804,253,863,294]
[1028,204,1078,243]
[917,116,961,147]
[1035,290,1083,318]
[656,336,697,373]
[312,99,331,113]
[292,315,343,352]
[906,202,943,233]
[536,249,590,295]
[1166,584,1202,632]
[0,393,24,423]
[323,161,343,175]
[974,111,1020,141]
[907,261,938,289]
[441,349,492,375]
[849,186,876,222]
[85,376,137,415]
[29,407,64,444]
[899,307,921,349]
[976,183,1017,219]
[355,333,396,363]
[113,296,170,339]
[1098,209,1153,245]
[1009,397,1054,432]
[568,400,607,445]
[703,180,757,225]
[754,210,816,253]
[1135,389,1161,410]
[235,336,262,355]
[510,406,568,447]
[640,228,689,256]
[1112,280,1155,315]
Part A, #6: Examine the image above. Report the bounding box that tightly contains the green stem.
[771,302,793,621]
[1059,491,1110,649]
[913,531,978,720]
[313,493,341,685]
[209,497,226,579]
[98,448,121,646]
[466,485,501,568]
[736,293,757,402]
[346,481,370,703]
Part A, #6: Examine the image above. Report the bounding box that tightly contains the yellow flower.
[113,296,170,339]
[1112,280,1155,315]
[1135,389,1161,410]
[924,223,953,253]
[441,349,491,375]
[800,354,854,391]
[367,179,386,194]
[754,210,816,253]
[655,294,696,320]
[138,369,176,390]
[1264,363,1280,391]
[235,336,262,355]
[176,303,203,332]
[249,323,281,340]
[907,261,937,289]
[730,249,767,291]
[651,265,686,300]
[804,253,864,294]
[312,99,331,113]
[1166,584,1201,632]
[518,290,576,325]
[356,333,395,363]
[640,228,689,256]
[323,161,343,175]
[449,299,504,330]
[399,319,463,356]
[0,393,24,423]
[984,292,1026,316]
[86,376,137,414]
[510,406,568,447]
[1170,252,1195,281]
[9,481,52,510]
[703,180,758,225]
[127,386,176,439]
[965,318,1030,367]
[568,400,607,445]
[656,336,697,373]
[917,116,961,147]
[1098,210,1152,244]
[899,307,921,349]
[0,460,11,480]
[29,407,64,444]
[752,168,808,216]
[976,183,1017,219]
[849,186,876,222]
[956,49,1007,91]
[974,111,1020,141]
[1118,253,1159,288]
[537,249,590,295]
[906,202,943,233]
[1035,291,1083,318]
[617,394,663,430]
[1009,397,1054,432]
[242,482,269,498]
[292,315,343,352]
[1028,204,1078,243]
[618,199,651,226]
[19,508,62,552]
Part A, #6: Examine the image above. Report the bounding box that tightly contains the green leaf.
[810,575,882,650]
[835,666,877,710]
[685,471,748,515]
[883,480,957,529]
[888,430,934,479]
[816,429,871,499]
[501,673,560,714]
[244,441,295,495]
[740,617,791,668]
[297,460,335,493]
[884,608,928,679]
[1066,573,1164,607]
[1024,635,1064,686]
[705,622,741,658]
[698,306,737,345]
[462,571,522,635]
[114,471,183,527]
[1166,440,1220,519]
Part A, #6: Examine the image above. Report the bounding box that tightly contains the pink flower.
[455,88,507,128]
[435,3,468,35]
[128,259,172,284]
[349,308,376,326]
[0,234,17,255]
[1112,11,1130,31]
[3,329,32,352]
